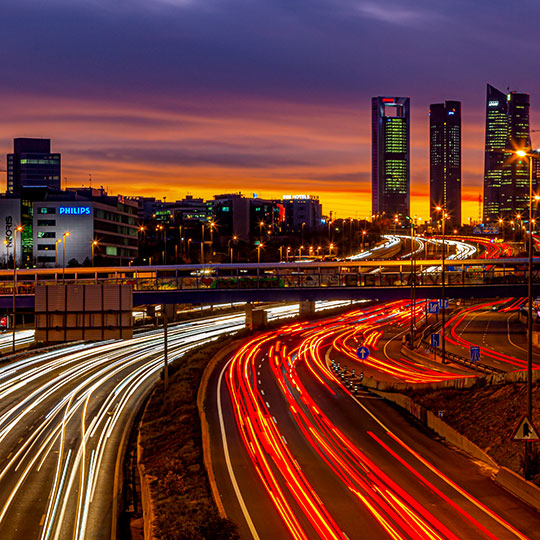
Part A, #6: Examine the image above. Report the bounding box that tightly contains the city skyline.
[1,1,540,220]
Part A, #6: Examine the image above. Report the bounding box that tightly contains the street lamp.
[257,242,264,264]
[91,240,98,266]
[12,225,22,353]
[62,232,70,284]
[362,230,367,251]
[410,218,416,347]
[435,206,447,363]
[55,239,62,267]
[200,223,205,265]
[515,149,540,470]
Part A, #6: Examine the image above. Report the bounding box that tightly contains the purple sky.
[1,0,539,218]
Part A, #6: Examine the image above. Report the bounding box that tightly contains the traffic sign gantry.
[470,346,481,362]
[513,416,540,441]
[356,346,370,360]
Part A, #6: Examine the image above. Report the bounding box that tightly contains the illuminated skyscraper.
[483,84,532,221]
[371,97,410,221]
[429,101,461,227]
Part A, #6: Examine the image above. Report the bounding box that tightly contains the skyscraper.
[7,138,61,195]
[429,101,461,227]
[372,97,410,221]
[483,84,532,221]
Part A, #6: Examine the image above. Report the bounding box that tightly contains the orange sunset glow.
[0,93,516,223]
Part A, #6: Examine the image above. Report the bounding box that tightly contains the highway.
[0,300,357,539]
[441,299,540,372]
[208,303,539,540]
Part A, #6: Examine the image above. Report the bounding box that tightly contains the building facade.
[7,138,61,195]
[483,84,533,222]
[372,96,410,221]
[429,101,462,227]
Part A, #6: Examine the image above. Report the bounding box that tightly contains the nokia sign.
[59,206,91,215]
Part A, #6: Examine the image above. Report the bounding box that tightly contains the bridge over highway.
[0,258,536,308]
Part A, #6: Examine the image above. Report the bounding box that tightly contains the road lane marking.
[217,358,261,540]
[346,392,530,540]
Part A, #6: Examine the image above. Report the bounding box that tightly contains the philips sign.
[59,206,91,215]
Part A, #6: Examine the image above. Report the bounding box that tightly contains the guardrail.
[0,258,537,296]
[420,340,504,375]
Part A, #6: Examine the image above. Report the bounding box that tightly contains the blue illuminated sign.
[59,206,91,215]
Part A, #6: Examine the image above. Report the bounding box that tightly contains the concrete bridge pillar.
[245,303,267,330]
[300,300,315,317]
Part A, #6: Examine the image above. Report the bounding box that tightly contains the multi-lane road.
[0,301,361,540]
[208,301,540,540]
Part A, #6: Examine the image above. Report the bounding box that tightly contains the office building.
[7,138,61,195]
[281,195,322,232]
[429,101,462,227]
[372,96,410,221]
[483,84,533,221]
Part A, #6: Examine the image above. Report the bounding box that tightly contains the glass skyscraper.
[371,97,410,221]
[483,84,532,222]
[429,100,461,227]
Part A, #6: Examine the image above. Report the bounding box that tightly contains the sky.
[1,0,539,221]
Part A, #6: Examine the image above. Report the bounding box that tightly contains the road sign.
[356,346,370,360]
[439,298,449,309]
[428,301,439,314]
[470,346,481,362]
[430,333,440,347]
[512,416,540,441]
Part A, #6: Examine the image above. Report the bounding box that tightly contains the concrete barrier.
[492,467,540,511]
[371,388,540,512]
[197,338,248,518]
[137,420,157,540]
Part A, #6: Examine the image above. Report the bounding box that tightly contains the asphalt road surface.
[208,305,539,540]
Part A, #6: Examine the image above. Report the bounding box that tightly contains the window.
[106,246,118,256]
[37,256,55,263]
[37,219,56,226]
[38,244,56,251]
[37,232,56,238]
[38,207,56,214]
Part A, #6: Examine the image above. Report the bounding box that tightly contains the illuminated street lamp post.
[257,242,264,264]
[410,218,416,347]
[362,230,367,251]
[200,224,205,265]
[91,240,98,266]
[516,149,540,465]
[12,225,22,354]
[55,239,62,267]
[435,206,446,363]
[62,232,70,284]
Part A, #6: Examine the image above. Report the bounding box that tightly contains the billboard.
[0,200,22,265]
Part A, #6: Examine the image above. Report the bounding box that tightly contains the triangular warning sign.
[512,416,540,441]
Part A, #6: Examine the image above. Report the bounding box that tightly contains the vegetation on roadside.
[139,337,243,540]
[407,382,540,483]
[135,301,365,539]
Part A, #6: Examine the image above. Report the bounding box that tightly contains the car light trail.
[223,304,529,539]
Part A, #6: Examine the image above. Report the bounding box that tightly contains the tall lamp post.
[12,225,22,354]
[91,240,98,266]
[62,232,70,284]
[516,150,540,460]
[55,239,62,267]
[410,218,416,347]
[435,206,446,363]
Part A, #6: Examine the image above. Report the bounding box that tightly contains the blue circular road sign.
[356,346,370,360]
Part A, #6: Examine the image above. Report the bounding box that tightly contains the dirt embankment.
[138,339,240,540]
[407,382,540,482]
